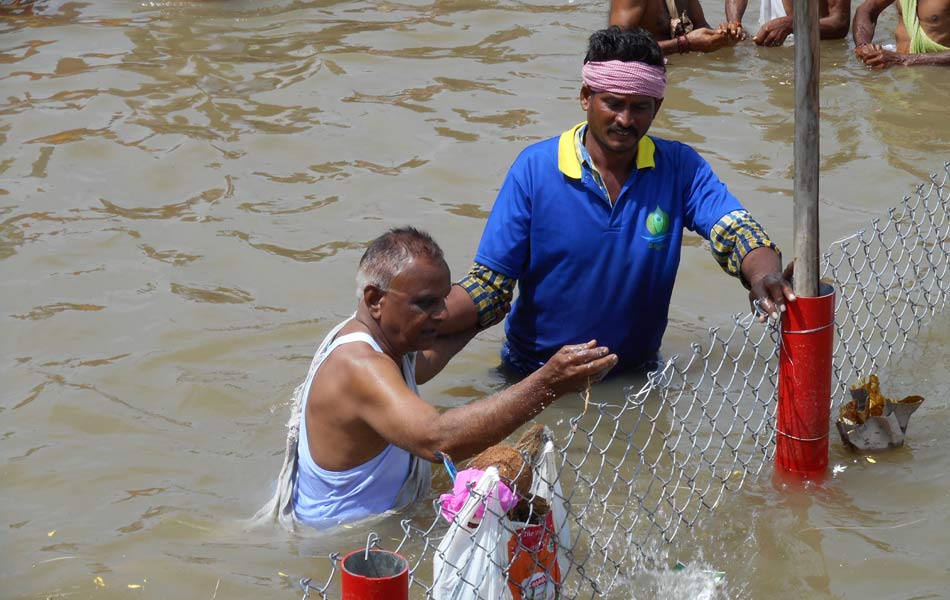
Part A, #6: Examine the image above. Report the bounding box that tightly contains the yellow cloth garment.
[900,0,950,53]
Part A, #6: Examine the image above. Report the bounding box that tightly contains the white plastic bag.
[432,466,514,600]
[530,438,571,578]
[501,437,571,600]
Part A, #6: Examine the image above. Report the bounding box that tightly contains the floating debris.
[835,374,924,451]
[672,561,726,582]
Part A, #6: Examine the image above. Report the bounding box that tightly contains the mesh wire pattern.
[299,161,950,599]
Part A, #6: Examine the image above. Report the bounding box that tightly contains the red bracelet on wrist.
[676,35,689,54]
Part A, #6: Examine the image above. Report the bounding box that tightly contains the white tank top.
[292,321,418,527]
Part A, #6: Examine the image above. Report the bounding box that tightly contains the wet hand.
[541,340,618,396]
[854,42,875,59]
[753,17,793,47]
[719,21,746,42]
[687,28,733,52]
[749,262,796,323]
[860,46,906,69]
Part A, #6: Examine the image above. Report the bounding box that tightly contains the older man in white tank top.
[254,227,618,531]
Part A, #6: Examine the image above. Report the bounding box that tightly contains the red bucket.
[340,548,409,600]
[776,282,835,476]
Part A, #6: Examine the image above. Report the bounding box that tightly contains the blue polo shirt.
[474,122,743,370]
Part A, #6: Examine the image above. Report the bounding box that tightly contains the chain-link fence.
[296,161,949,599]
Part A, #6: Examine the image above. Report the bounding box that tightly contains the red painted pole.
[778,0,830,476]
[340,548,409,600]
[775,283,835,475]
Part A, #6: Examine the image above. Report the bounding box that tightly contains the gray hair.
[355,227,445,299]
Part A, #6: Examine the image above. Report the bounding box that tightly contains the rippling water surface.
[2,1,949,598]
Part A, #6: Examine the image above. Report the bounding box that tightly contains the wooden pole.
[793,0,820,298]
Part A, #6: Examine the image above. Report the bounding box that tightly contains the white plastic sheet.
[432,466,514,600]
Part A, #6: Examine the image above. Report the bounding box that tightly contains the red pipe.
[340,548,409,600]
[776,282,835,476]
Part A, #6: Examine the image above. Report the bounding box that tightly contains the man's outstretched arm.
[862,47,950,67]
[350,340,617,463]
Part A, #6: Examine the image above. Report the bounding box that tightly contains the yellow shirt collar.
[557,121,656,179]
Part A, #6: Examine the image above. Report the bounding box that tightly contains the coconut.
[468,424,550,523]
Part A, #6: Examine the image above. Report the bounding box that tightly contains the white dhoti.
[759,0,793,45]
[759,0,787,26]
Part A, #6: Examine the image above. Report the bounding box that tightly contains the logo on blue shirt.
[642,206,670,248]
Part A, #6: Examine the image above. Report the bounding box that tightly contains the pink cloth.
[439,469,518,523]
[582,60,666,99]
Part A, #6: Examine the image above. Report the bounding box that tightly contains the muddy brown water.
[2,1,949,598]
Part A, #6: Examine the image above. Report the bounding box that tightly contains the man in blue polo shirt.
[442,26,794,375]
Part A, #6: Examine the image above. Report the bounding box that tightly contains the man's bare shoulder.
[319,341,405,392]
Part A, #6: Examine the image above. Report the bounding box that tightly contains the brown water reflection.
[2,0,949,598]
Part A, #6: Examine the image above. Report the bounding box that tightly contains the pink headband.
[582,60,666,99]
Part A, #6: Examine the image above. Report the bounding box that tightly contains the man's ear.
[653,97,663,117]
[363,285,385,318]
[580,84,593,110]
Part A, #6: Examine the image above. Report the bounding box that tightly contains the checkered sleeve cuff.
[709,210,782,289]
[457,263,515,329]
